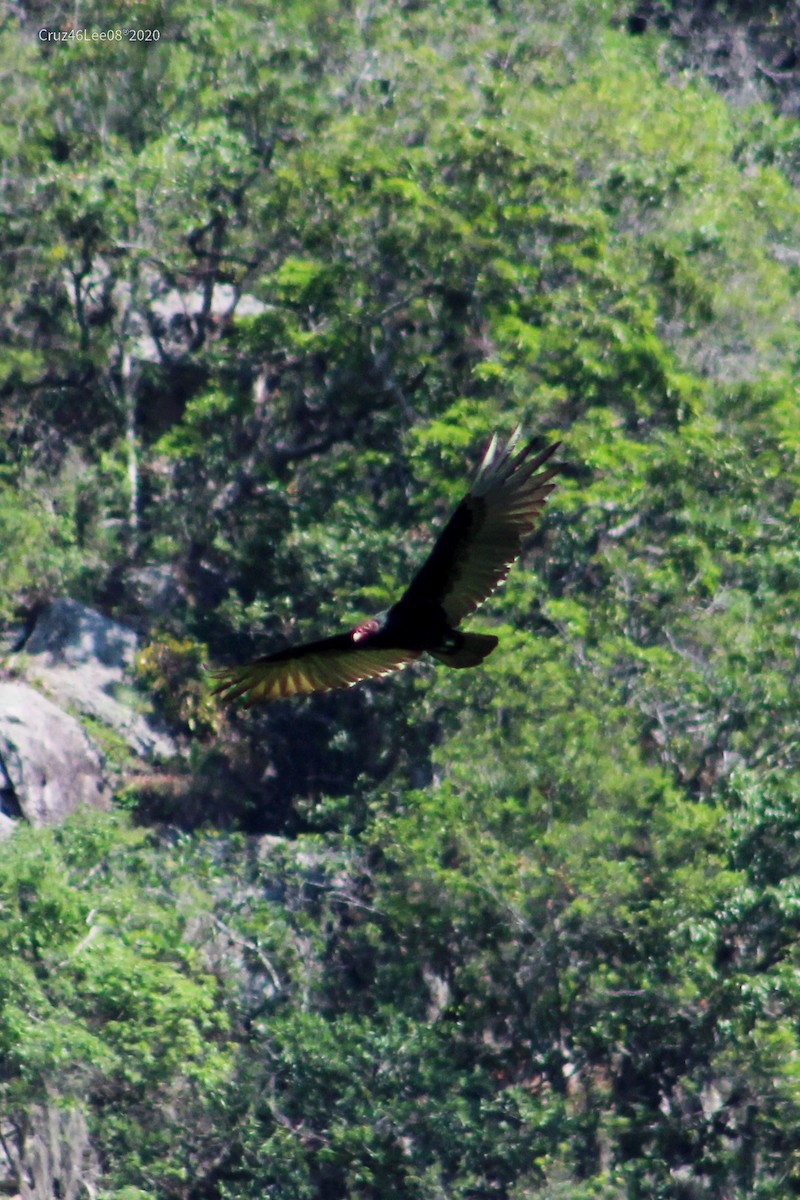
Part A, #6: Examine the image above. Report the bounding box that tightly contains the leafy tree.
[1,1,800,1197]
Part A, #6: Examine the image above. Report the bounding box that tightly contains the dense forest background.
[2,0,800,1196]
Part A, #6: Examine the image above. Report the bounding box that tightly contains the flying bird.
[211,429,562,705]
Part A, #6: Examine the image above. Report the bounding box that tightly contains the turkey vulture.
[211,429,562,705]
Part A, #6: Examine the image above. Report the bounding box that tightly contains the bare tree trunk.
[1,1103,99,1200]
[120,347,139,548]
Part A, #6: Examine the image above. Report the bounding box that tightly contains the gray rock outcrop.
[20,598,175,759]
[0,683,109,829]
[0,598,180,836]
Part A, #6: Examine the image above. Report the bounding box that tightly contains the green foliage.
[0,481,79,619]
[0,812,231,1192]
[0,457,127,619]
[135,636,217,736]
[2,0,800,1196]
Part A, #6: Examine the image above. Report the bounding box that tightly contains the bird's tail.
[430,631,499,669]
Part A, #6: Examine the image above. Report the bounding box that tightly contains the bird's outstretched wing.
[210,633,421,706]
[400,429,561,625]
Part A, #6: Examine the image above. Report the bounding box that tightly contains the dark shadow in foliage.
[129,672,434,839]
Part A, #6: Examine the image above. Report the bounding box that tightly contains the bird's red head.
[352,616,382,643]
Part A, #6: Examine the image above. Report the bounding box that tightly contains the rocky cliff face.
[0,599,175,835]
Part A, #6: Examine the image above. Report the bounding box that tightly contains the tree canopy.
[1,1,800,1196]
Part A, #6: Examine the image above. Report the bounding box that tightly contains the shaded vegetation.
[1,0,800,1196]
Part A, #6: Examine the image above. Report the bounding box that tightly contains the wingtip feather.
[472,429,563,498]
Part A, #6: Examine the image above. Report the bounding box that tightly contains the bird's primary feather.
[210,429,562,706]
[399,429,561,625]
[211,633,421,706]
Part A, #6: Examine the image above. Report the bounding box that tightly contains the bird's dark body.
[253,598,452,662]
[211,430,562,704]
[381,596,453,653]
